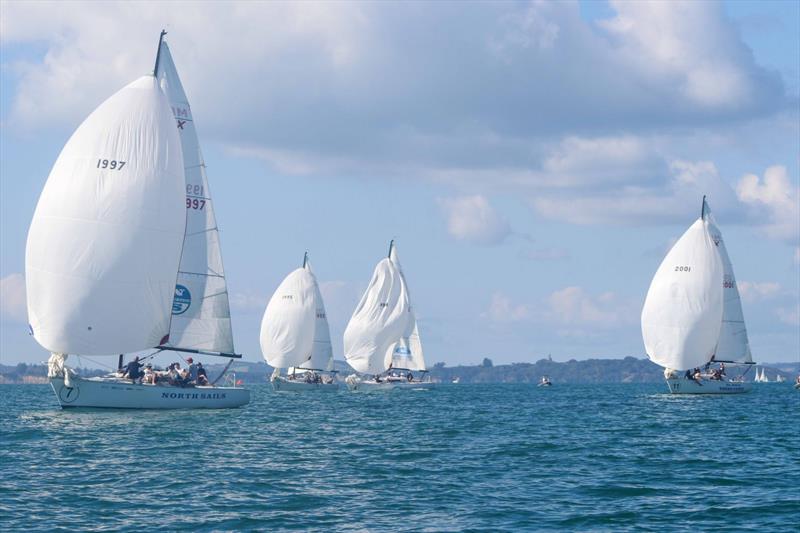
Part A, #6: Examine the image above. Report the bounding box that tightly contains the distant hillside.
[2,358,797,384]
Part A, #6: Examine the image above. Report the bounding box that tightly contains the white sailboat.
[28,32,249,408]
[260,253,338,391]
[776,374,785,383]
[642,197,752,394]
[344,241,432,391]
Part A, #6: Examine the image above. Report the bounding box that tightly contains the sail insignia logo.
[172,285,191,315]
[395,346,411,356]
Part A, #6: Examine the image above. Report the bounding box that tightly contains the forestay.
[641,217,724,371]
[705,201,753,364]
[260,268,317,369]
[156,41,235,354]
[299,259,334,371]
[26,76,185,355]
[344,246,410,375]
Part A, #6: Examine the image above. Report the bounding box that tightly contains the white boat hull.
[666,378,752,394]
[271,376,339,392]
[50,376,250,409]
[345,376,434,392]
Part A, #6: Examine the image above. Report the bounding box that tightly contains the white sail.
[704,203,753,364]
[641,216,724,371]
[388,313,426,371]
[299,259,334,371]
[260,267,317,369]
[344,243,410,375]
[26,76,185,355]
[156,41,234,354]
[385,244,426,371]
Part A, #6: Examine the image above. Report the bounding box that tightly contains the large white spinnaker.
[641,211,724,371]
[344,242,410,375]
[298,258,334,372]
[26,76,185,355]
[156,40,235,355]
[704,200,753,365]
[260,264,317,369]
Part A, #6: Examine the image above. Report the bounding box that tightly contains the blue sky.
[1,0,798,367]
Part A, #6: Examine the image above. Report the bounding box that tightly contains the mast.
[388,239,394,258]
[701,195,707,220]
[303,251,308,268]
[152,29,167,77]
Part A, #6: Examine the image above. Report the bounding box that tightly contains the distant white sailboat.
[28,32,249,408]
[642,197,752,394]
[344,241,432,391]
[260,253,338,391]
[775,374,785,383]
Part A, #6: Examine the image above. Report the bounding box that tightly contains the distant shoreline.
[2,358,797,385]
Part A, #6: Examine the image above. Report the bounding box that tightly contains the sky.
[1,0,798,368]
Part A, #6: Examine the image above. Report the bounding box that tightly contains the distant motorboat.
[451,377,460,384]
[642,197,753,395]
[538,376,552,387]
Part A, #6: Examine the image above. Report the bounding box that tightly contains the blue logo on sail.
[394,345,411,356]
[172,285,191,315]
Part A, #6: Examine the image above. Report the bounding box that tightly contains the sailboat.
[344,241,432,391]
[27,32,249,408]
[642,197,752,394]
[260,253,338,391]
[776,374,785,383]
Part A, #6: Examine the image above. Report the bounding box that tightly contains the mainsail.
[385,245,426,371]
[26,75,185,355]
[155,39,235,355]
[704,200,753,364]
[260,259,317,369]
[298,258,334,371]
[641,205,724,371]
[344,241,410,375]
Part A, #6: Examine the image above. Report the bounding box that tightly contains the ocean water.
[1,383,798,532]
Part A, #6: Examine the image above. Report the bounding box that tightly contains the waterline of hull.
[665,378,752,394]
[50,377,250,408]
[271,377,339,392]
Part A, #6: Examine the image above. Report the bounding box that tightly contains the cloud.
[438,195,511,245]
[483,292,530,322]
[546,286,626,328]
[776,305,799,327]
[229,290,267,313]
[736,281,782,303]
[736,165,800,243]
[0,273,27,323]
[518,247,570,261]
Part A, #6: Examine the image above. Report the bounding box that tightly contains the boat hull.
[50,377,250,409]
[666,378,752,394]
[271,377,339,392]
[345,376,434,392]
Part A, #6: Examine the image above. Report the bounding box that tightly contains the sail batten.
[156,40,235,356]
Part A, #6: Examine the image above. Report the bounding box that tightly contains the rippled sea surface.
[1,383,798,531]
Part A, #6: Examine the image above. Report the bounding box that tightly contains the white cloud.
[0,273,27,323]
[546,286,625,328]
[776,305,800,327]
[484,292,530,322]
[229,290,266,313]
[737,281,781,303]
[438,195,511,245]
[736,165,800,243]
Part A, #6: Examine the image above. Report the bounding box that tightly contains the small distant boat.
[538,376,552,387]
[642,197,753,394]
[775,374,785,383]
[451,377,460,384]
[260,253,338,392]
[29,32,248,409]
[344,241,432,391]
